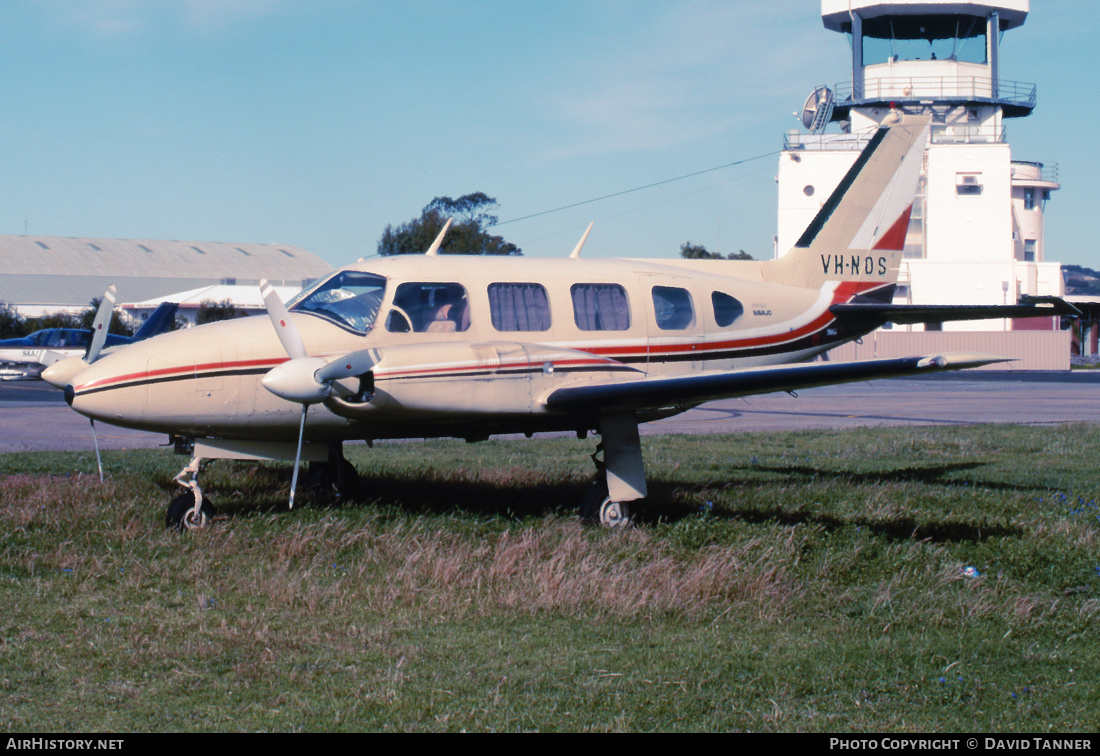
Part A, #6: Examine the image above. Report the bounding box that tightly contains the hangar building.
[0,235,332,318]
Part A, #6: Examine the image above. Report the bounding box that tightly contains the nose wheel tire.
[166,491,215,531]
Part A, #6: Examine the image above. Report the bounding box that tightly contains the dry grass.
[2,425,1099,731]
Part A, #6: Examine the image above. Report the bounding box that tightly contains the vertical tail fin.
[768,114,931,290]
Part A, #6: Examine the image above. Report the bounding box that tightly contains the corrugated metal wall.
[827,331,1071,371]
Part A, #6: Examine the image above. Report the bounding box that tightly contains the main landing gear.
[580,440,634,529]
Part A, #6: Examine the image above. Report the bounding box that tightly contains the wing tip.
[917,353,1016,371]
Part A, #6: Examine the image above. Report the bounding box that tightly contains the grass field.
[1,424,1098,732]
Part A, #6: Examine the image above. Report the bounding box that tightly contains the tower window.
[956,173,982,196]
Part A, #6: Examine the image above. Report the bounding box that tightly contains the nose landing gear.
[167,456,216,531]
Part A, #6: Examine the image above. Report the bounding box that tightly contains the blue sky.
[0,0,1096,269]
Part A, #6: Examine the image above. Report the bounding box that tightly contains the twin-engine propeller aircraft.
[44,114,1077,529]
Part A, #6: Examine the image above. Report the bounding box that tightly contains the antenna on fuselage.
[424,217,453,257]
[569,222,594,259]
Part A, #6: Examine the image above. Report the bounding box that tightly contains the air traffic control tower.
[779,0,1061,332]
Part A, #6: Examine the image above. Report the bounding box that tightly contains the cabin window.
[571,284,630,332]
[290,270,387,334]
[712,292,744,328]
[488,283,551,332]
[388,282,470,333]
[652,286,695,331]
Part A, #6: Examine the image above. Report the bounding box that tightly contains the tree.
[195,299,248,325]
[378,193,521,257]
[0,302,23,339]
[679,241,754,261]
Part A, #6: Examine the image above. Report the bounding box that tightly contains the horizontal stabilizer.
[830,296,1080,328]
[545,353,1010,415]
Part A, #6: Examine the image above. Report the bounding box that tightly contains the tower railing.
[1012,160,1061,183]
[785,124,1004,151]
[835,77,1036,109]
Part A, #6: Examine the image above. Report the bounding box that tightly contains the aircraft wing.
[829,296,1080,328]
[544,353,1008,415]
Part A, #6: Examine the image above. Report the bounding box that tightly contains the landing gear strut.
[167,456,216,531]
[307,443,360,500]
[581,442,632,529]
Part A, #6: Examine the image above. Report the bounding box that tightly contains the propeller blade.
[260,279,307,360]
[314,348,381,384]
[85,285,116,364]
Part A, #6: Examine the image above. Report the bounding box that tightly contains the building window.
[1024,240,1037,262]
[956,173,982,196]
[1024,187,1036,211]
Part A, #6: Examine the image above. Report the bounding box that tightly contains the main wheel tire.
[166,492,215,531]
[307,458,360,500]
[579,477,608,522]
[598,498,632,529]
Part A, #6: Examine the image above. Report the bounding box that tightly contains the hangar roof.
[0,235,333,309]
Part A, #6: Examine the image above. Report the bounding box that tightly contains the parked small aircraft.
[43,114,1077,529]
[0,298,178,380]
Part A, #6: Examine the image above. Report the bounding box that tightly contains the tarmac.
[2,371,1098,454]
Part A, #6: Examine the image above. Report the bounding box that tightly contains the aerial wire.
[490,149,781,228]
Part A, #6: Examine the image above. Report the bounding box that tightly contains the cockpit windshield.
[288,270,387,334]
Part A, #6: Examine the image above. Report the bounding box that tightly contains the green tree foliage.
[378,193,522,257]
[195,299,248,325]
[0,295,138,339]
[1063,264,1100,297]
[0,303,23,339]
[679,242,754,261]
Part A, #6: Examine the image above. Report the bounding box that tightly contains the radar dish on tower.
[800,86,835,134]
